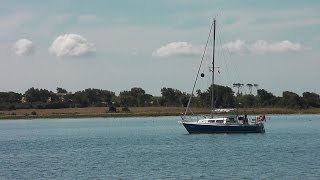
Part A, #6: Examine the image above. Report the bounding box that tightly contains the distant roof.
[56,92,72,96]
[214,108,236,113]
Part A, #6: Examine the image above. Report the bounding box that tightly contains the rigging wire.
[216,12,245,94]
[184,19,215,117]
[217,29,233,87]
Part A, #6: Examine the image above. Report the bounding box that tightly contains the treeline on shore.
[0,85,320,111]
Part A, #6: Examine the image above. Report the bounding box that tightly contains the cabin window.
[216,120,224,123]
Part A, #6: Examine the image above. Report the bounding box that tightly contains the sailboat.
[180,19,265,134]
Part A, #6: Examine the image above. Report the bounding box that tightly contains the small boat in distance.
[180,19,266,134]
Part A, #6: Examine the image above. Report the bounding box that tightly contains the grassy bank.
[0,107,206,119]
[1,107,320,120]
[238,107,320,114]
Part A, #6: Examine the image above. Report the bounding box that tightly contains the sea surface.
[0,115,319,179]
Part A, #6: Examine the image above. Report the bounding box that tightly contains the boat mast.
[183,19,215,119]
[211,19,216,118]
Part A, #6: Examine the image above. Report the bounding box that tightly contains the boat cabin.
[198,115,238,124]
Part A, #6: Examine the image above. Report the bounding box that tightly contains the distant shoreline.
[1,107,320,120]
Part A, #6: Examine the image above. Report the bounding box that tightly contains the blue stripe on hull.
[182,123,265,134]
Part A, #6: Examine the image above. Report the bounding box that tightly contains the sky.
[0,0,319,96]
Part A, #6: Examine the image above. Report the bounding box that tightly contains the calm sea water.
[0,115,319,179]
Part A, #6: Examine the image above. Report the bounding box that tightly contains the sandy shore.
[1,107,320,119]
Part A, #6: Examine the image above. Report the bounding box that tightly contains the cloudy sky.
[1,0,319,96]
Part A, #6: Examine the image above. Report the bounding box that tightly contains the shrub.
[108,105,117,112]
[44,102,68,109]
[121,107,130,112]
[8,105,16,111]
[31,111,37,115]
[37,104,44,109]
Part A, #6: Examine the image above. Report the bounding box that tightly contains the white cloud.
[222,40,248,54]
[222,40,306,54]
[13,39,34,56]
[155,39,307,58]
[152,42,202,58]
[48,34,96,57]
[251,40,305,54]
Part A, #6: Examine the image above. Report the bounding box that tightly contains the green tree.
[72,88,115,107]
[160,87,188,106]
[119,90,135,107]
[24,87,55,103]
[302,92,320,108]
[0,92,22,103]
[197,84,235,108]
[279,91,306,108]
[236,95,256,107]
[257,89,277,106]
[56,87,68,93]
[119,87,152,107]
